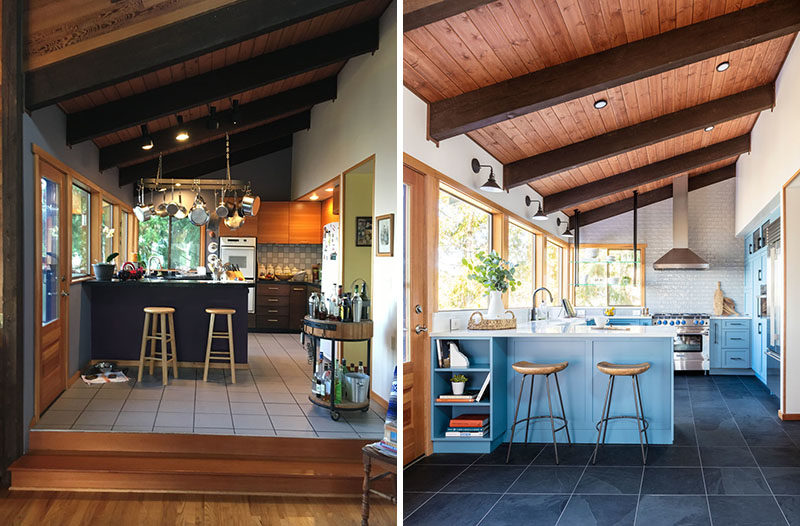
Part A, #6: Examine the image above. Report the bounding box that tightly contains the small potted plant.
[93,252,119,281]
[451,374,468,395]
[463,250,520,319]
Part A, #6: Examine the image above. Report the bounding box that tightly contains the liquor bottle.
[358,361,365,374]
[323,363,332,401]
[334,360,343,404]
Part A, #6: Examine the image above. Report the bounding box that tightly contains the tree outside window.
[138,216,201,270]
[71,185,90,277]
[101,201,114,262]
[508,222,534,308]
[119,210,129,262]
[438,190,491,310]
[545,241,562,302]
[574,247,643,306]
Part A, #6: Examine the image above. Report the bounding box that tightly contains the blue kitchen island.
[430,321,676,454]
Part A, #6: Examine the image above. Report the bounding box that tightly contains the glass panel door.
[41,177,60,324]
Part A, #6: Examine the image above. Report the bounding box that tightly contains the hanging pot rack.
[138,178,249,191]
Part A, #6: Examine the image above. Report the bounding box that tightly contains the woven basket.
[468,310,516,330]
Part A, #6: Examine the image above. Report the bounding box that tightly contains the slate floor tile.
[557,494,637,526]
[707,495,789,525]
[704,467,770,495]
[404,492,435,519]
[508,466,583,494]
[635,495,710,526]
[442,465,525,493]
[475,443,544,465]
[777,496,800,525]
[644,446,700,466]
[640,467,705,495]
[574,467,643,495]
[533,444,594,466]
[404,464,466,492]
[763,467,800,495]
[481,494,568,526]
[699,446,757,467]
[752,447,800,467]
[404,492,500,526]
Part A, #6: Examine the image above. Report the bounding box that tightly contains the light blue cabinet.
[743,211,776,385]
[710,318,751,370]
[606,317,652,326]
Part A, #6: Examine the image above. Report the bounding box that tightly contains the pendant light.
[525,195,548,221]
[207,106,220,130]
[472,158,502,193]
[140,124,154,150]
[175,115,189,142]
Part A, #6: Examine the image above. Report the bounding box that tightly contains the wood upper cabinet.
[257,202,289,244]
[321,197,339,229]
[289,202,322,244]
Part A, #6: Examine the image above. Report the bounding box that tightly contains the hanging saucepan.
[155,189,169,217]
[166,185,180,217]
[189,192,209,226]
[223,211,244,230]
[133,185,154,222]
[223,192,237,218]
[215,189,229,218]
[240,187,260,217]
[174,192,188,219]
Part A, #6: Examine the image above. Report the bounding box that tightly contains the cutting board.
[713,281,724,316]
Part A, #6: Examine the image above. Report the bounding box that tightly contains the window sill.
[71,275,93,284]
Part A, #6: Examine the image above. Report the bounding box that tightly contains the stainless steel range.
[652,313,710,372]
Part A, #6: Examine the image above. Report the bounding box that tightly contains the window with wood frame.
[71,184,91,278]
[545,240,563,303]
[507,221,535,308]
[137,216,202,271]
[574,245,645,307]
[101,200,114,261]
[437,189,492,310]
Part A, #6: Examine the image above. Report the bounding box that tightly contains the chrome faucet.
[147,255,163,275]
[531,287,554,321]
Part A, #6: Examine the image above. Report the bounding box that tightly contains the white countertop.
[431,319,677,338]
[710,315,751,319]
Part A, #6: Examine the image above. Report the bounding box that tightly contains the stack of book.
[445,414,489,438]
[435,375,490,404]
[370,421,397,457]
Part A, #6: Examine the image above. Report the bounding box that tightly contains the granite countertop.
[85,278,254,287]
[431,319,676,338]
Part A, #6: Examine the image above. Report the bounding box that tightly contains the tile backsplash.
[257,243,322,271]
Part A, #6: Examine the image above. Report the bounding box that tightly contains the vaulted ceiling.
[403,0,800,229]
[25,0,392,186]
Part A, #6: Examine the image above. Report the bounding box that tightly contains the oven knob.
[694,320,698,325]
[682,320,686,325]
[656,320,661,325]
[669,321,674,325]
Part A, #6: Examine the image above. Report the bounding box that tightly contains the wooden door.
[35,155,70,415]
[403,164,430,464]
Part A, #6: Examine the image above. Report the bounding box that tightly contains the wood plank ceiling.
[403,0,799,228]
[30,0,390,186]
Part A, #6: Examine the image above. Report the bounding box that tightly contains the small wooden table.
[361,445,397,526]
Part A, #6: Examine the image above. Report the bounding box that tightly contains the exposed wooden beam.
[428,0,800,141]
[160,137,293,181]
[25,0,364,110]
[99,77,336,171]
[67,20,379,145]
[568,165,737,229]
[118,112,309,186]
[403,0,496,31]
[504,84,774,189]
[542,134,750,214]
[1,0,25,487]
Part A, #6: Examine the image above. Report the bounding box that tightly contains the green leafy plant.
[105,252,119,264]
[451,374,468,383]
[462,250,520,293]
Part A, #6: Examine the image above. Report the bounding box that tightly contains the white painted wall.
[736,36,800,235]
[579,179,744,313]
[783,180,800,415]
[403,87,570,239]
[290,2,397,401]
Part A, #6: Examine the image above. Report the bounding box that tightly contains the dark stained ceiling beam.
[67,20,379,145]
[404,0,496,31]
[568,165,737,229]
[118,111,310,186]
[542,134,750,214]
[25,0,364,110]
[428,0,800,141]
[155,137,293,181]
[504,84,774,189]
[99,77,337,170]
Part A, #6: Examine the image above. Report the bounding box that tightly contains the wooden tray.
[467,311,516,330]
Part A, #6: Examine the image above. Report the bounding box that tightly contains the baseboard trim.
[67,370,81,387]
[371,391,388,409]
[778,411,800,420]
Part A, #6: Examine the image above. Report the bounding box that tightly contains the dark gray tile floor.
[405,374,800,525]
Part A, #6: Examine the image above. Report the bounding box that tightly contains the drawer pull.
[292,287,304,291]
[267,319,279,322]
[731,338,743,341]
[267,309,278,313]
[731,357,743,361]
[267,298,279,302]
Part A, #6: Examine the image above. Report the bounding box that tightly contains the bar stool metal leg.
[506,374,528,464]
[524,374,534,443]
[554,372,571,444]
[545,374,559,465]
[635,375,649,445]
[592,374,614,465]
[601,376,615,445]
[632,375,648,463]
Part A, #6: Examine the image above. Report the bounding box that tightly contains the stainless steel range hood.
[653,175,709,270]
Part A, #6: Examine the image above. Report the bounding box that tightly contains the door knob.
[61,291,70,297]
[415,324,428,334]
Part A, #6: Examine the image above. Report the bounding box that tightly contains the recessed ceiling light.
[175,183,182,187]
[716,61,730,72]
[175,115,189,142]
[593,99,608,109]
[309,194,319,201]
[325,187,334,192]
[704,125,715,132]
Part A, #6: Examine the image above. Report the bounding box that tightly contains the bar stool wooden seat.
[506,360,571,464]
[592,361,651,465]
[137,307,178,386]
[203,307,237,383]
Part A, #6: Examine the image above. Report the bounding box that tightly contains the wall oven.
[219,237,256,314]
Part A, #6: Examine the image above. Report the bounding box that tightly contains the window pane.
[574,247,643,307]
[545,241,562,303]
[71,185,90,277]
[508,223,534,308]
[138,216,201,271]
[609,249,642,306]
[575,247,608,307]
[42,178,60,324]
[438,190,491,310]
[119,211,129,262]
[101,201,114,262]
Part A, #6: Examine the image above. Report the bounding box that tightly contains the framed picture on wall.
[356,216,372,247]
[376,213,394,257]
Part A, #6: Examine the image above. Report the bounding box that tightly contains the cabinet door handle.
[292,287,304,291]
[267,309,278,313]
[714,325,718,344]
[749,244,753,254]
[267,319,279,322]
[268,298,279,302]
[758,269,762,281]
[732,357,743,361]
[758,323,762,334]
[731,337,743,341]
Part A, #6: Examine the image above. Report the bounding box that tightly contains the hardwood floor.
[0,489,396,525]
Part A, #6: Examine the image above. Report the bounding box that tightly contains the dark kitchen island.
[85,279,251,365]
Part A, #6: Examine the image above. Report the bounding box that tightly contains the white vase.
[452,382,466,395]
[487,290,504,319]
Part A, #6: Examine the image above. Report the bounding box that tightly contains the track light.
[175,115,189,142]
[231,100,241,126]
[207,106,219,130]
[140,124,153,150]
[472,158,502,193]
[556,218,574,238]
[525,195,548,221]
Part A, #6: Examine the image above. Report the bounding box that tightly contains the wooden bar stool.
[203,308,237,384]
[506,361,571,464]
[137,307,178,386]
[592,361,651,465]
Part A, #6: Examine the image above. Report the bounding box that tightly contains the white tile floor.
[34,333,386,439]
